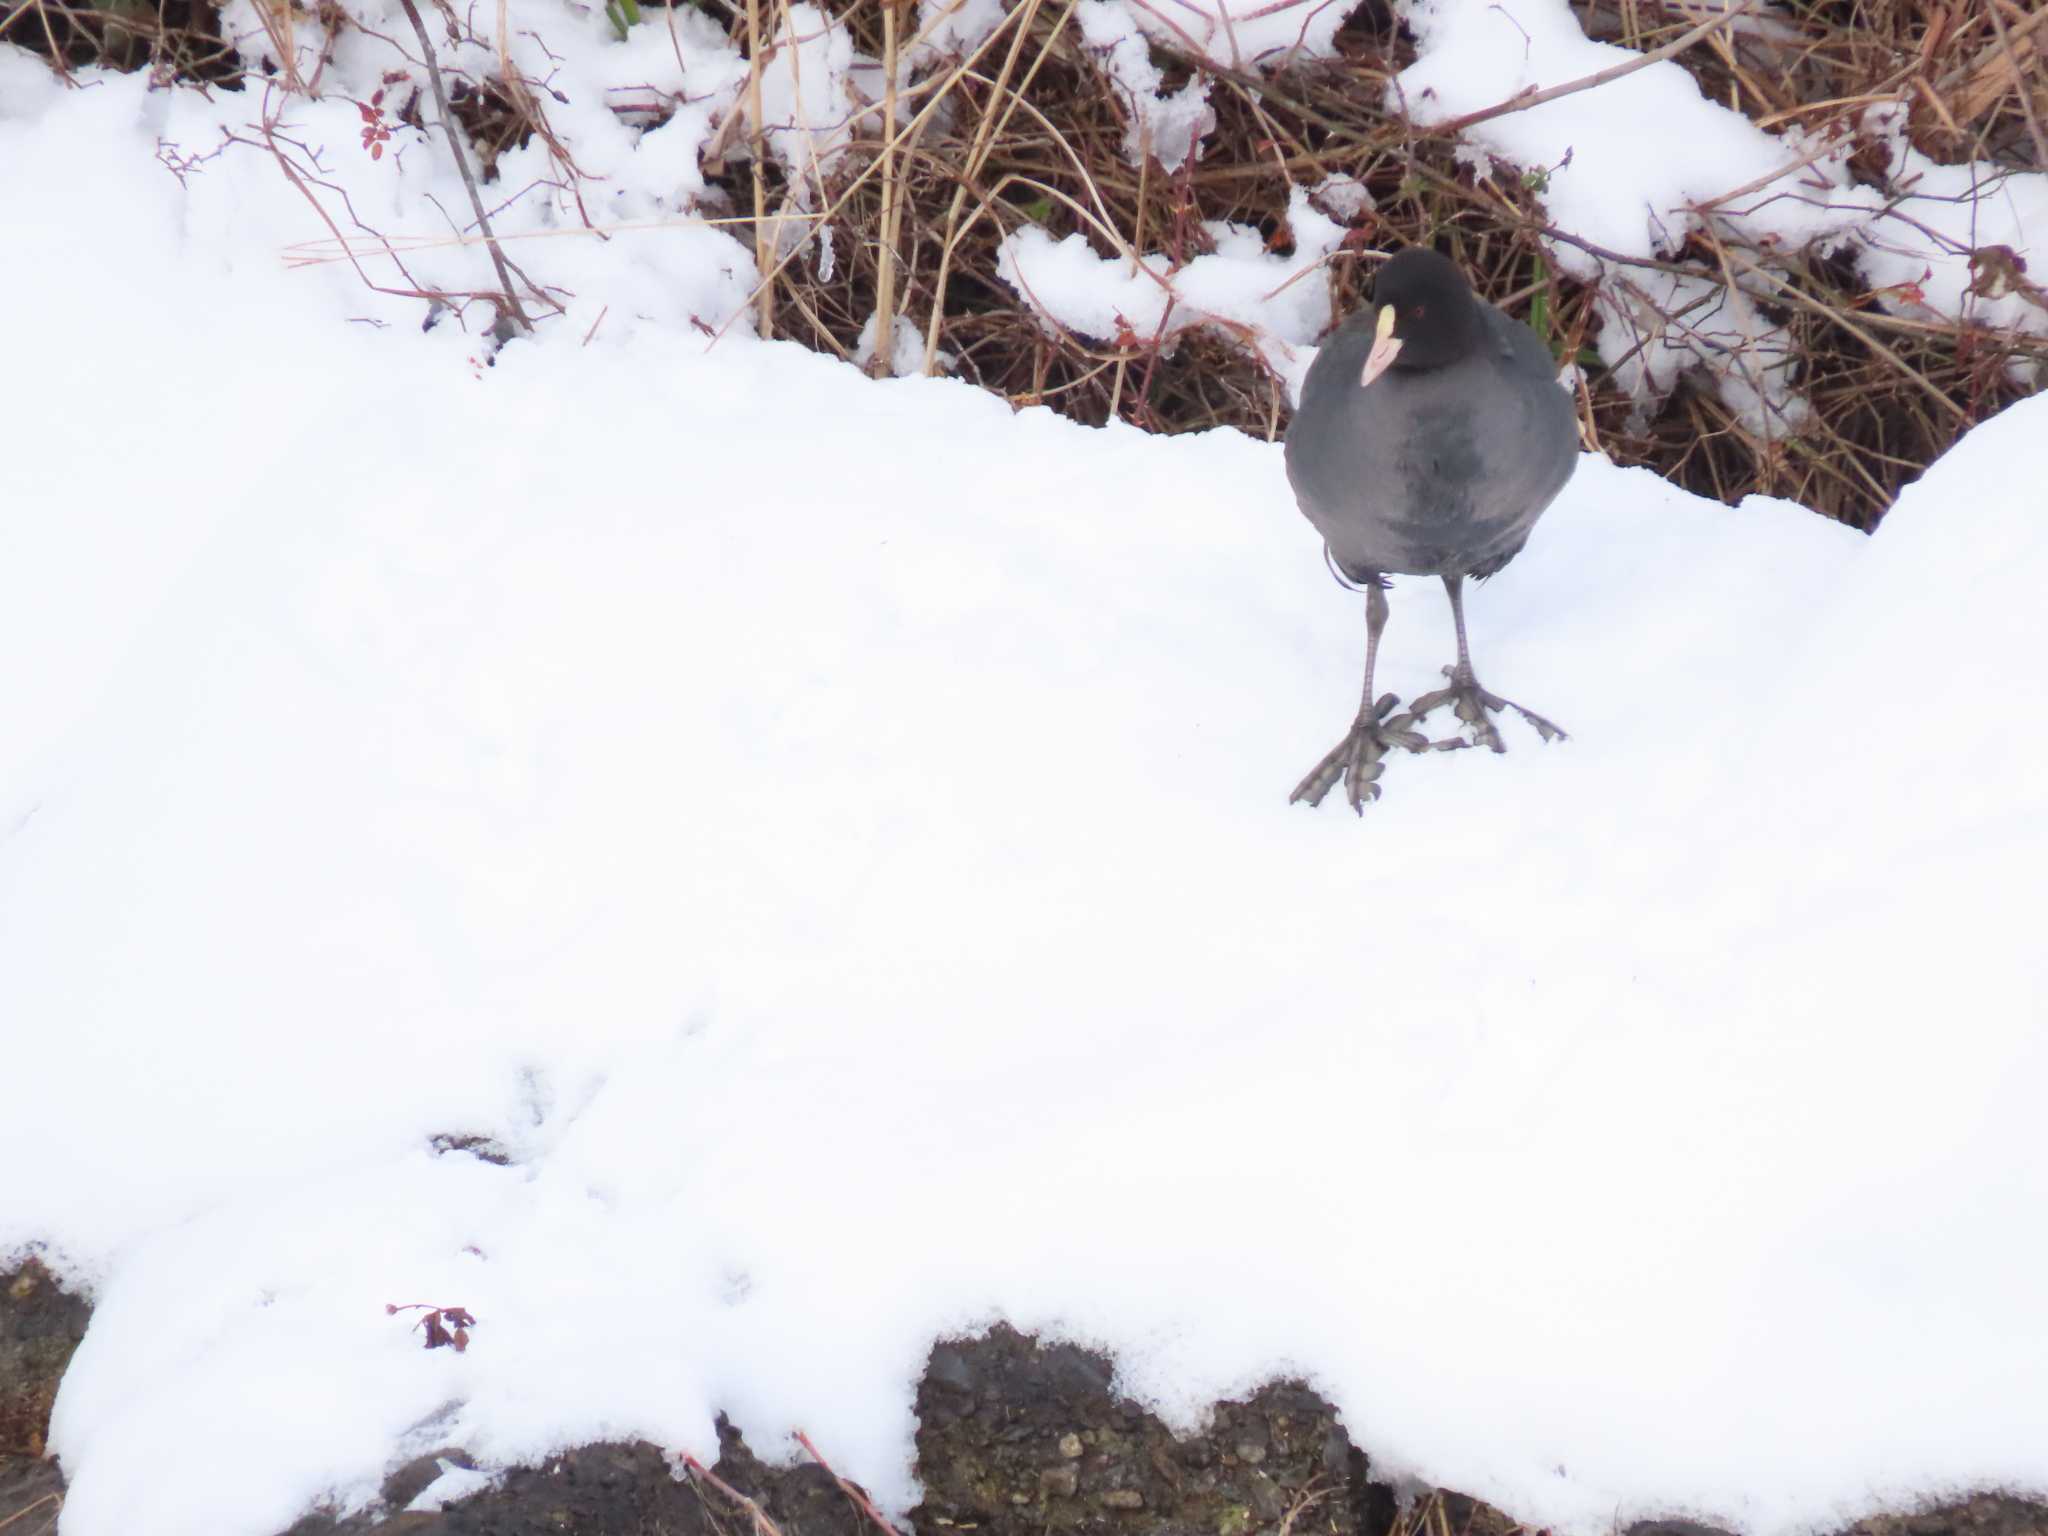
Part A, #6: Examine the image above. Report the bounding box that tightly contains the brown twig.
[869,0,904,375]
[0,1491,62,1536]
[1431,1,1757,137]
[792,1430,905,1536]
[679,1454,786,1536]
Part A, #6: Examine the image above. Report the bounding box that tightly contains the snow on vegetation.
[1067,0,1355,175]
[1075,0,1217,171]
[1394,0,2048,422]
[2,2,2047,1536]
[998,185,1344,390]
[1002,0,2045,429]
[1110,0,1354,71]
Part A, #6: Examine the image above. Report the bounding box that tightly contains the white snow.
[913,0,1008,61]
[856,311,945,377]
[1395,0,2048,419]
[999,186,1345,393]
[751,2,877,211]
[994,0,2047,426]
[1595,267,1809,439]
[1113,0,1353,71]
[4,6,2047,1536]
[1076,0,1217,172]
[404,1462,495,1513]
[1066,0,1354,173]
[1855,103,2048,336]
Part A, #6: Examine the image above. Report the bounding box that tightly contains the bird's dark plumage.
[1282,248,1580,811]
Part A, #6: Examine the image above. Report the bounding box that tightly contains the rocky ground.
[6,1260,2045,1536]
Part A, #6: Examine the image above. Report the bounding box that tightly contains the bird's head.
[1359,247,1484,387]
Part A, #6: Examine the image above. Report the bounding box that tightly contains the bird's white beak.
[1359,303,1402,387]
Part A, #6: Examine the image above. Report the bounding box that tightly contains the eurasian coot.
[1284,248,1579,811]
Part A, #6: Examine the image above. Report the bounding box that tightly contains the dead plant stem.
[1984,0,2048,172]
[1715,236,1969,426]
[922,0,1064,374]
[1434,1,1755,136]
[792,1430,904,1536]
[870,0,902,376]
[717,0,1053,346]
[745,0,773,335]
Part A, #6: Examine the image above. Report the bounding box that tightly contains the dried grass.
[0,0,239,83]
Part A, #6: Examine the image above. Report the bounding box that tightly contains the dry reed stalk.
[252,0,303,92]
[1983,0,2048,171]
[746,0,774,336]
[869,0,904,375]
[922,0,1068,373]
[714,0,1049,343]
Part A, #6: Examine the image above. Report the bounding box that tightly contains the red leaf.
[371,141,385,161]
[357,101,378,124]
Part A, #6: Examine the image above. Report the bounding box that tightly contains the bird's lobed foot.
[1409,667,1567,754]
[1290,693,1431,813]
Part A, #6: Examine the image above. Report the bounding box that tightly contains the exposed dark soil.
[914,1323,1390,1535]
[256,1325,2048,1536]
[6,1261,2047,1536]
[1,1256,90,1536]
[0,1258,89,1461]
[0,1454,63,1536]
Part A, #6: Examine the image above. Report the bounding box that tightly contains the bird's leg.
[1408,574,1568,754]
[1291,583,1430,813]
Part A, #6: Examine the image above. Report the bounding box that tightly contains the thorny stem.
[869,0,902,376]
[745,0,774,337]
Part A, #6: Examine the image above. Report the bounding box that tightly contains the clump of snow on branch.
[1394,0,2048,431]
[1077,0,1217,173]
[1595,270,1809,441]
[1310,174,1376,223]
[912,0,1008,60]
[856,312,951,377]
[997,186,1346,394]
[1850,104,2048,338]
[1075,0,1353,173]
[1119,0,1355,71]
[749,2,878,211]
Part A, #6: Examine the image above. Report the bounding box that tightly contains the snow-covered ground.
[3,3,2046,1535]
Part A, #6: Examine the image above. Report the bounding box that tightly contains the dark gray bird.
[1283,247,1579,812]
